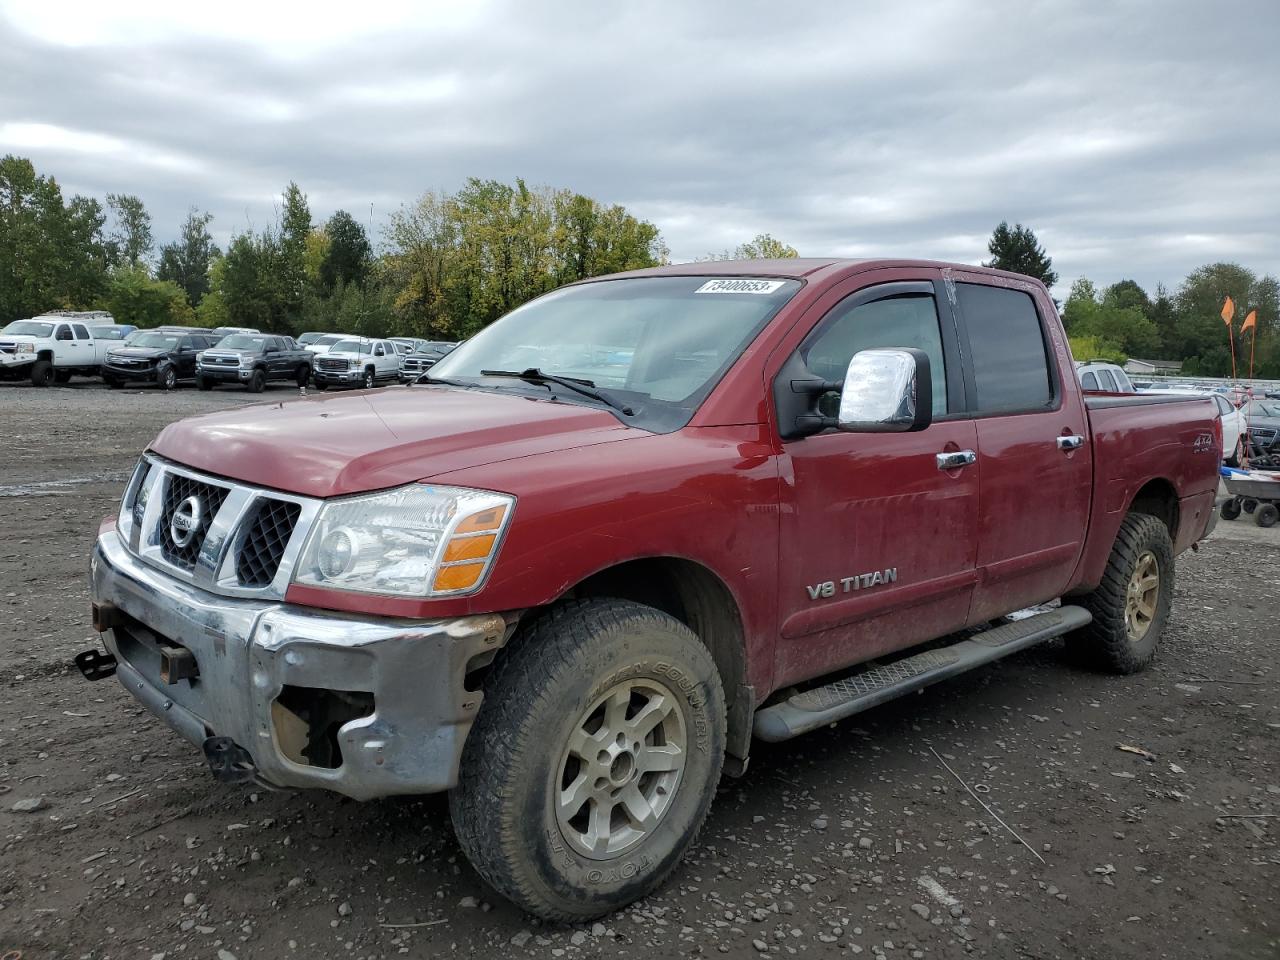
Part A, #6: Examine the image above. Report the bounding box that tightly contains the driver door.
[774,274,979,687]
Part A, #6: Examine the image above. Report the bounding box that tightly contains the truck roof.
[595,257,1043,286]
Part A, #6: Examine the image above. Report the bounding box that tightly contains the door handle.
[1057,435,1085,451]
[936,450,977,470]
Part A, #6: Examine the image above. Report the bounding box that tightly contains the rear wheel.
[30,360,53,387]
[450,599,726,921]
[1067,513,1174,674]
[247,368,267,393]
[1255,503,1279,528]
[1226,439,1244,467]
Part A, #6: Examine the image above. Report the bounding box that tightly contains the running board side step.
[753,605,1092,742]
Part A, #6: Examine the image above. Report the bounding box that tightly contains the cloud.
[1,0,1277,297]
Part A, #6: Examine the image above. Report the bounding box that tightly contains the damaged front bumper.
[89,526,508,800]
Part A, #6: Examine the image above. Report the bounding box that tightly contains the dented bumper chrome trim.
[91,528,508,800]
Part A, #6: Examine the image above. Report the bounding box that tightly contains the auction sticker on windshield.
[694,279,787,295]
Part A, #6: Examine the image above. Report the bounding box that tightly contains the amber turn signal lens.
[455,505,507,534]
[433,562,486,592]
[443,534,496,563]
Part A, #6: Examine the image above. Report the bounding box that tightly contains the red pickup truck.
[82,259,1221,920]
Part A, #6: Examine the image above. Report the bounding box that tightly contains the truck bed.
[1070,392,1220,591]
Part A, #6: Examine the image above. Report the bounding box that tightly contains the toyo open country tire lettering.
[450,598,726,921]
[1067,512,1174,674]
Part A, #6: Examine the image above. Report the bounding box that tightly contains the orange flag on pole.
[1241,309,1257,332]
[1221,296,1236,325]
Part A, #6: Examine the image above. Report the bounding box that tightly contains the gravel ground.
[2,381,1277,959]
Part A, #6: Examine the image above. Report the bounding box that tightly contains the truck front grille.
[119,455,320,600]
[236,498,302,587]
[159,474,231,571]
[317,357,349,372]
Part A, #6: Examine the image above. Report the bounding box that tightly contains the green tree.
[1147,283,1178,358]
[1102,278,1151,315]
[735,233,798,259]
[319,210,372,292]
[1172,263,1278,376]
[1061,276,1159,358]
[100,265,195,328]
[106,193,153,268]
[157,208,219,306]
[984,221,1058,289]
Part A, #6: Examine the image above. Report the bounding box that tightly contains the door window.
[374,343,385,357]
[1081,371,1099,390]
[956,283,1053,413]
[73,324,91,340]
[55,325,73,341]
[802,293,949,416]
[1096,369,1118,392]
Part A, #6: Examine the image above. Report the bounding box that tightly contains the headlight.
[293,484,514,597]
[196,351,205,362]
[239,355,253,367]
[15,341,34,355]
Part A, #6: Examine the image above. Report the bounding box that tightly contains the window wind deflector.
[480,368,634,416]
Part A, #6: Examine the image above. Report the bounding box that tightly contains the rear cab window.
[955,283,1055,414]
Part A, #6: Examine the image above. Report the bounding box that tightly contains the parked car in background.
[212,326,260,338]
[103,330,221,390]
[389,337,425,355]
[196,333,313,392]
[0,312,116,385]
[1076,360,1136,393]
[1243,399,1280,458]
[296,331,331,347]
[312,336,401,389]
[399,340,459,382]
[1212,393,1248,465]
[91,324,136,342]
[303,334,345,355]
[83,259,1221,920]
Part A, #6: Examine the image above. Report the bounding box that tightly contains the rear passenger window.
[73,324,91,340]
[1082,372,1099,390]
[803,294,949,416]
[1097,370,1118,392]
[956,283,1053,413]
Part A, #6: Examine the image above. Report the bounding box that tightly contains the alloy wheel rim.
[555,679,687,860]
[1125,551,1159,641]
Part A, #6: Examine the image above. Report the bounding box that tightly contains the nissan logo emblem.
[170,494,204,548]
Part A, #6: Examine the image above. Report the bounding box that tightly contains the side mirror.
[836,348,932,433]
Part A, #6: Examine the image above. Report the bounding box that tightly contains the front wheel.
[1067,512,1174,674]
[450,599,726,921]
[160,366,177,390]
[247,368,267,393]
[30,360,53,387]
[1226,439,1243,467]
[363,367,376,389]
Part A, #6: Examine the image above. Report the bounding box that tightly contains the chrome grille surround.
[117,454,321,600]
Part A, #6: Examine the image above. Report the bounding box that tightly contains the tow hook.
[202,736,258,783]
[74,648,118,681]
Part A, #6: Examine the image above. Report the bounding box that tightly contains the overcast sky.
[2,0,1277,297]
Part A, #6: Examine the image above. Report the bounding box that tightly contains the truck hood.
[108,347,168,360]
[150,386,639,498]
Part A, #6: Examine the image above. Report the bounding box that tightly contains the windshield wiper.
[415,371,471,387]
[480,368,634,416]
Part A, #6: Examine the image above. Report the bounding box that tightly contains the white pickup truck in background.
[0,310,119,385]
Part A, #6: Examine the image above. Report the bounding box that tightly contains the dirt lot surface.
[2,381,1277,960]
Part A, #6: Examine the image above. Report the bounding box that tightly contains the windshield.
[3,321,54,337]
[128,333,181,350]
[313,335,343,346]
[216,335,267,350]
[1247,400,1280,418]
[296,332,323,345]
[415,341,455,355]
[431,276,801,432]
[92,326,128,340]
[330,340,370,354]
